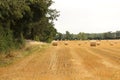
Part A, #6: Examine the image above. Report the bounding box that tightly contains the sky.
[51,0,120,34]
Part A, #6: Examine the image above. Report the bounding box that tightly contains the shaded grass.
[0,44,49,67]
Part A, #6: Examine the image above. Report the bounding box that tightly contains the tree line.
[0,0,59,53]
[55,31,120,40]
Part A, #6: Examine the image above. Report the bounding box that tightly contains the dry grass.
[0,40,120,80]
[0,40,48,67]
[52,41,58,46]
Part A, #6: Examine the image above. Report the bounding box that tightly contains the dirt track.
[0,40,120,80]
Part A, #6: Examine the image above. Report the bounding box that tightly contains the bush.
[34,35,39,41]
[14,33,25,49]
[0,26,14,53]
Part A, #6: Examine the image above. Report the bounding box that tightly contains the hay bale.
[78,43,81,46]
[90,40,96,47]
[114,41,117,44]
[84,42,87,44]
[52,41,58,46]
[64,42,68,45]
[110,42,114,46]
[96,42,100,45]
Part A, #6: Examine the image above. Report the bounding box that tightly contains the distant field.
[0,40,120,80]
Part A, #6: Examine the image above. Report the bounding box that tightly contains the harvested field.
[0,40,120,80]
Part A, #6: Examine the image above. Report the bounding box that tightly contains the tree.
[0,0,59,53]
[77,32,87,40]
[116,31,120,39]
[55,32,63,40]
[65,31,72,40]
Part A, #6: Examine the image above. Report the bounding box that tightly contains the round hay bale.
[90,40,96,47]
[64,42,68,45]
[52,41,58,46]
[96,42,100,46]
[110,42,114,46]
[84,42,87,44]
[114,41,117,44]
[78,43,81,46]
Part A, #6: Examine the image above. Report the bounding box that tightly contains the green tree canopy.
[0,0,59,53]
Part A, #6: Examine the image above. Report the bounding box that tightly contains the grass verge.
[0,43,49,67]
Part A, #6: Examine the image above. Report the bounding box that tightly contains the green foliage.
[0,0,59,54]
[77,32,87,40]
[0,26,14,53]
[116,31,120,39]
[0,26,6,52]
[65,31,72,40]
[55,33,63,40]
[55,31,120,40]
[34,35,39,41]
[16,33,25,49]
